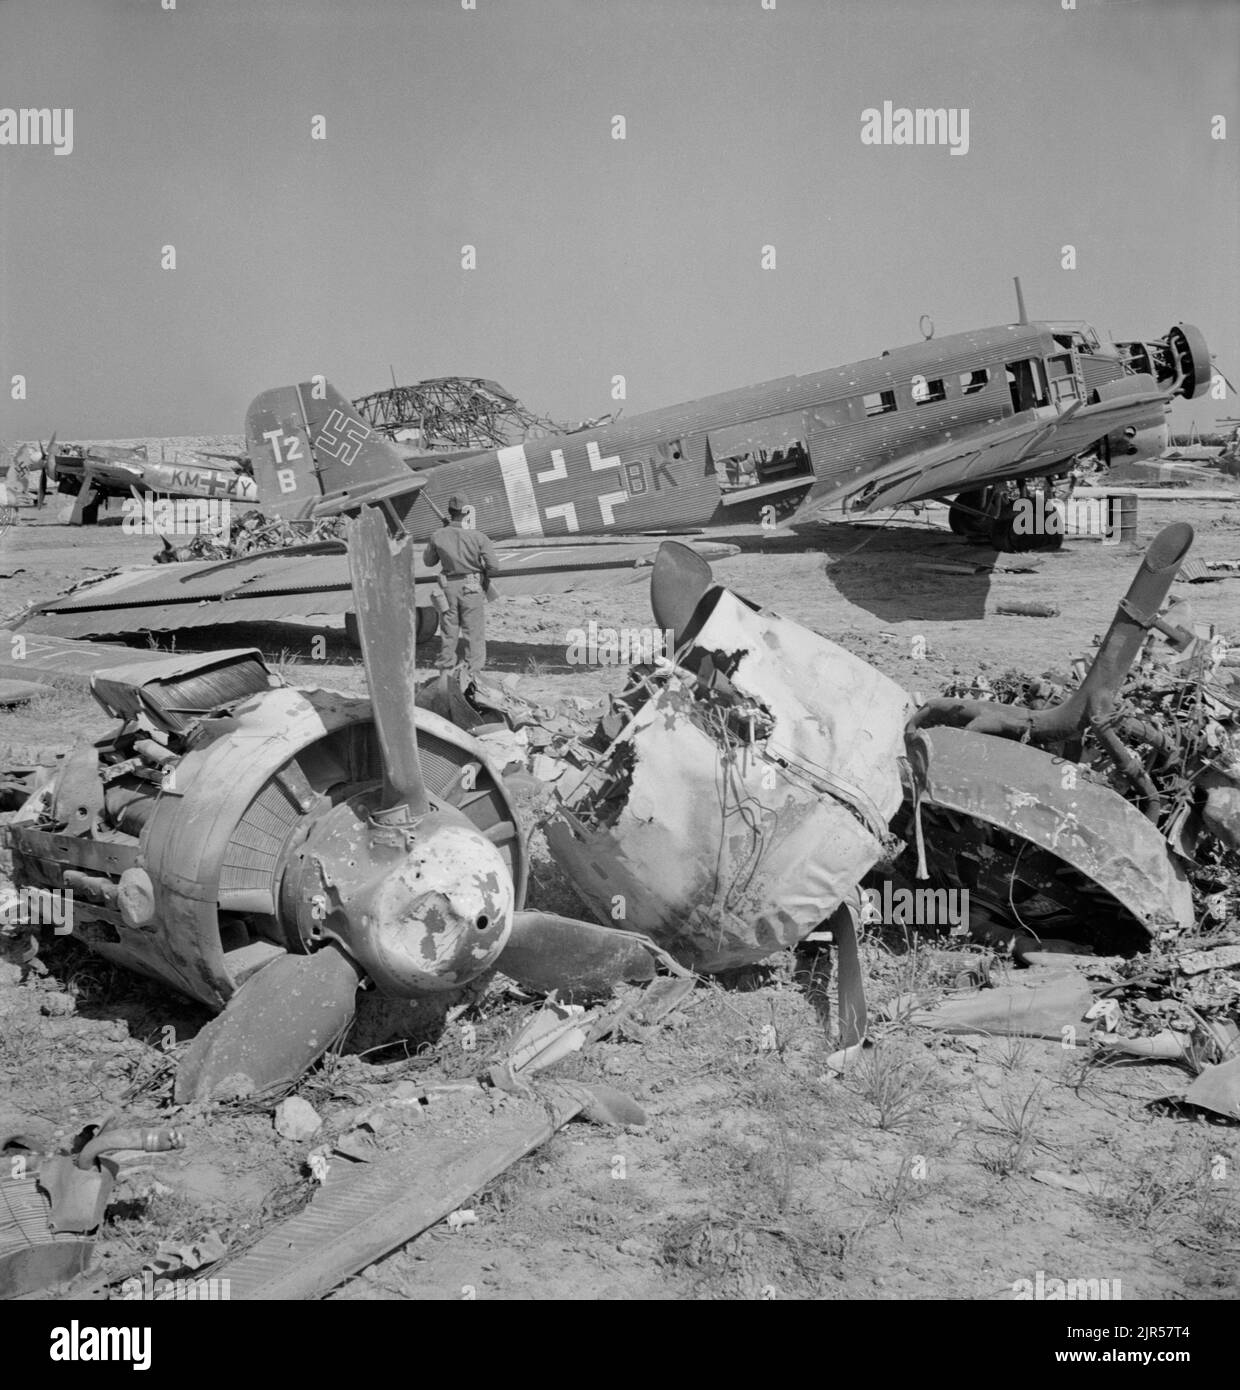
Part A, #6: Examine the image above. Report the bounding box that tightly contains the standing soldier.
[422,494,499,682]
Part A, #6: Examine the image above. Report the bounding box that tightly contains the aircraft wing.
[306,469,432,518]
[0,629,182,688]
[14,537,740,639]
[798,389,1171,517]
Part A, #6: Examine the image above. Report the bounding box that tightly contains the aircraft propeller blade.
[346,507,429,816]
[174,945,364,1102]
[42,433,58,482]
[650,540,715,652]
[496,910,659,997]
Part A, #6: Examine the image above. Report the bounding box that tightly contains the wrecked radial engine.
[6,512,525,1100]
[546,544,912,975]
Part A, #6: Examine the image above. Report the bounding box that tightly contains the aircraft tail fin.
[245,381,414,518]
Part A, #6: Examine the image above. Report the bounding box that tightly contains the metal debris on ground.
[0,1121,185,1298]
[209,981,670,1300]
[152,508,347,564]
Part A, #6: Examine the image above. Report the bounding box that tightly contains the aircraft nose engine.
[1166,323,1212,400]
[167,506,523,1100]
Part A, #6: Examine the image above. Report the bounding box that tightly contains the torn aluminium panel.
[544,584,912,973]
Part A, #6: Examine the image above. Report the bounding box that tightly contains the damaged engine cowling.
[544,583,912,973]
[5,648,524,1015]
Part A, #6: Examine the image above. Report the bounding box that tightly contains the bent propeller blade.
[497,910,658,997]
[346,507,429,815]
[174,946,363,1103]
[650,541,715,653]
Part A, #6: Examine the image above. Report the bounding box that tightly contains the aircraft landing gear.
[989,506,1064,553]
[947,485,1065,553]
[947,489,992,539]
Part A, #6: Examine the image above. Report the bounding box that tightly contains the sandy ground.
[2,452,1240,1301]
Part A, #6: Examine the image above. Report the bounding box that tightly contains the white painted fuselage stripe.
[536,448,567,483]
[497,445,544,536]
[587,440,621,472]
[545,501,579,532]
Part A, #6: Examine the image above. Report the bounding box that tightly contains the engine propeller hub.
[282,801,513,996]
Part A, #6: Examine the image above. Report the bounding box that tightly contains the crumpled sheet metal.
[1184,1055,1240,1121]
[915,726,1194,938]
[906,969,1096,1040]
[544,587,911,973]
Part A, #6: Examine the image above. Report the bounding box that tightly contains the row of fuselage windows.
[860,355,1074,419]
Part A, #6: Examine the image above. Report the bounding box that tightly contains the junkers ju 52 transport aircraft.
[19,283,1212,641]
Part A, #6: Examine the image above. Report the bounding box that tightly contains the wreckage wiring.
[1002,837,1043,943]
[707,704,770,914]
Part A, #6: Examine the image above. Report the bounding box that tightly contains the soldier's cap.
[447,494,466,515]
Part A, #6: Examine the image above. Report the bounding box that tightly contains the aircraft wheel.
[1035,524,1065,552]
[346,607,439,646]
[948,489,990,537]
[991,501,1066,553]
[989,511,1032,553]
[415,606,440,643]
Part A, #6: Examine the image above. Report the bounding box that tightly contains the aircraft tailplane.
[245,380,414,518]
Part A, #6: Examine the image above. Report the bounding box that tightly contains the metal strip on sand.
[213,1088,581,1300]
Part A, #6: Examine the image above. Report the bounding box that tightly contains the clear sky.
[1,0,1236,441]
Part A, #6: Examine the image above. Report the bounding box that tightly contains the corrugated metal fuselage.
[399,323,1126,542]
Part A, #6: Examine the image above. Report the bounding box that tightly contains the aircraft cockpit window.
[863,390,897,417]
[1004,357,1050,413]
[958,368,990,395]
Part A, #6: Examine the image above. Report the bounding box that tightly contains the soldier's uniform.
[422,496,499,679]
